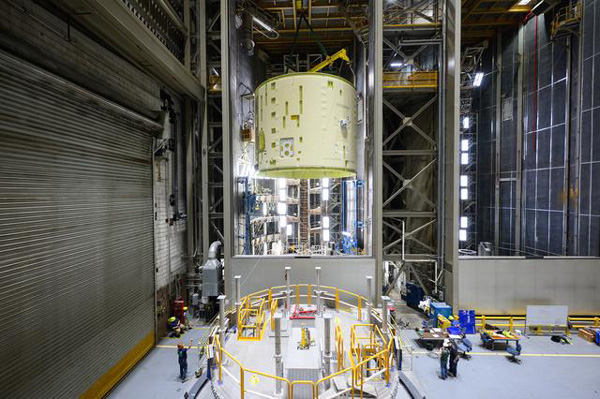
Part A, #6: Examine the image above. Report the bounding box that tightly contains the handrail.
[467,314,600,332]
[215,284,396,398]
[383,71,438,89]
[551,2,582,38]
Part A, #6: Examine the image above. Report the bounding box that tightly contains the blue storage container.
[430,302,452,320]
[459,309,476,334]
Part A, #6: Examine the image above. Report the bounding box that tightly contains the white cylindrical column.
[381,295,390,334]
[323,313,332,389]
[315,266,322,316]
[285,267,291,317]
[218,295,227,345]
[274,313,283,394]
[366,276,372,324]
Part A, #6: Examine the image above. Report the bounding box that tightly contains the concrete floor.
[110,304,600,399]
[108,325,211,399]
[404,329,600,399]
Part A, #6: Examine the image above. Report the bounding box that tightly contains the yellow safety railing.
[551,2,582,38]
[215,331,393,399]
[246,284,366,319]
[335,318,345,371]
[237,296,267,341]
[470,315,600,333]
[215,284,396,399]
[269,296,279,331]
[383,71,438,89]
[349,324,390,383]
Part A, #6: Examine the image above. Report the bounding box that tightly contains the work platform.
[213,279,401,399]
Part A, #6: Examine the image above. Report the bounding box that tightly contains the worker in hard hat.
[177,339,194,381]
[182,306,192,329]
[168,316,182,338]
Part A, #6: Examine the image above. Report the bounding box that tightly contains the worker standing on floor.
[440,340,450,380]
[449,341,459,377]
[178,339,193,381]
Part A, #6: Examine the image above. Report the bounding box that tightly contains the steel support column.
[221,0,232,299]
[444,0,461,306]
[371,0,384,305]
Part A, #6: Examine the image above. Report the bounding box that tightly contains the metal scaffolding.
[379,0,443,294]
[200,0,225,260]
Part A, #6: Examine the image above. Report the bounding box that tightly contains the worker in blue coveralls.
[178,339,193,381]
[440,340,450,380]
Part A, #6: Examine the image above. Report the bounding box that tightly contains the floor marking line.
[413,350,600,358]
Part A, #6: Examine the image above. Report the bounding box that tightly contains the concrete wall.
[454,257,600,314]
[230,256,376,302]
[0,0,161,118]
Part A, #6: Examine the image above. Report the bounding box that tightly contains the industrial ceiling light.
[390,61,404,68]
[517,0,530,5]
[253,16,273,32]
[463,116,470,130]
[461,139,469,151]
[460,216,468,228]
[473,72,484,87]
[461,153,469,165]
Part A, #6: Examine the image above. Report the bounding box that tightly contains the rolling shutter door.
[0,50,161,397]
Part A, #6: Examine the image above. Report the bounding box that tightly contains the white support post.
[274,313,283,395]
[218,295,227,345]
[323,313,332,389]
[285,267,291,317]
[316,266,322,316]
[381,295,390,334]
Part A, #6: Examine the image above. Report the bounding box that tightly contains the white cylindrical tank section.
[255,73,357,179]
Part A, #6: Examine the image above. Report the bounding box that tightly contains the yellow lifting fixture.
[308,48,351,73]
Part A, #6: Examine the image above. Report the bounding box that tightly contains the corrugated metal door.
[0,50,161,397]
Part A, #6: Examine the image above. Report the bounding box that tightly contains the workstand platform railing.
[383,71,439,89]
[472,315,600,334]
[219,285,397,399]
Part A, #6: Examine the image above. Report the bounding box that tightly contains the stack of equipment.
[430,302,452,321]
[405,282,425,309]
[459,310,476,334]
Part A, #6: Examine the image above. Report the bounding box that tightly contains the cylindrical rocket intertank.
[255,73,357,179]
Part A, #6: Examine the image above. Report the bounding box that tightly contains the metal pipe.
[401,220,405,262]
[274,313,283,394]
[366,276,372,324]
[285,267,291,317]
[323,313,332,389]
[316,266,322,316]
[381,296,390,334]
[218,295,226,346]
[208,241,222,259]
